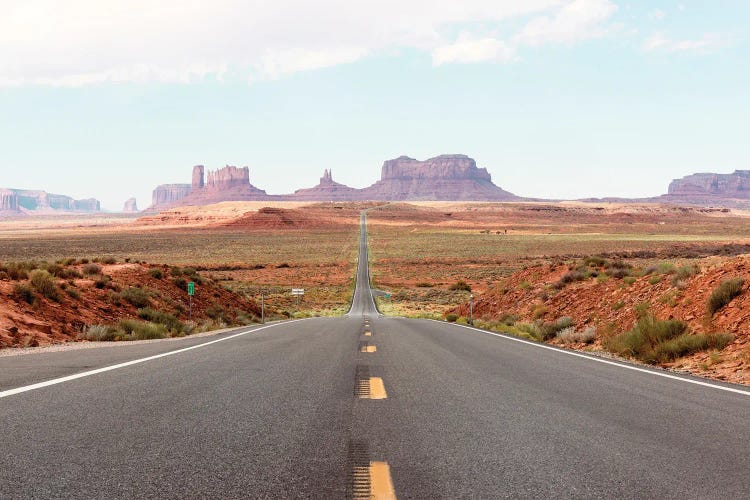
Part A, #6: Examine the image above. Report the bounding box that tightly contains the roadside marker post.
[188,282,195,320]
[291,288,304,309]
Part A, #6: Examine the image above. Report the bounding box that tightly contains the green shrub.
[65,288,81,300]
[415,282,434,288]
[707,278,745,315]
[554,271,586,289]
[206,303,227,321]
[120,287,151,308]
[100,256,117,265]
[648,275,663,285]
[29,269,60,301]
[557,326,596,344]
[81,325,117,341]
[671,265,698,287]
[148,268,164,279]
[654,333,734,362]
[445,313,459,322]
[449,280,472,292]
[83,263,102,275]
[604,314,695,363]
[137,307,185,334]
[117,319,167,340]
[583,256,608,267]
[623,276,636,285]
[58,268,82,279]
[172,277,187,290]
[13,283,35,304]
[94,275,111,289]
[536,316,574,341]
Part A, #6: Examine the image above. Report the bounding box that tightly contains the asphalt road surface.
[1,213,749,499]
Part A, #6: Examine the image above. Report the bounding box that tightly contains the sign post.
[291,288,304,310]
[261,290,265,324]
[188,282,195,320]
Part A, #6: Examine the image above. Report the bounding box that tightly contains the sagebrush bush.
[83,263,102,276]
[707,278,745,315]
[671,265,698,287]
[100,256,117,265]
[94,275,111,289]
[603,315,728,364]
[148,268,164,279]
[535,316,574,341]
[13,283,35,304]
[449,280,472,292]
[29,269,60,301]
[120,287,151,308]
[557,326,596,344]
[445,313,459,322]
[137,307,185,334]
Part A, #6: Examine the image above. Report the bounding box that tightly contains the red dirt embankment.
[453,255,750,385]
[0,262,261,348]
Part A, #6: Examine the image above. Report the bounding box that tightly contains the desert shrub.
[583,256,608,267]
[604,315,691,363]
[553,271,586,289]
[172,277,188,291]
[536,316,574,341]
[707,278,745,315]
[671,265,698,287]
[445,313,459,322]
[648,275,663,285]
[43,263,64,277]
[13,283,35,304]
[100,256,117,265]
[60,257,79,266]
[206,303,227,321]
[6,263,30,280]
[81,325,117,341]
[557,326,596,344]
[65,287,81,300]
[277,263,291,269]
[449,280,472,292]
[530,304,547,320]
[94,275,111,289]
[120,287,151,308]
[644,262,676,276]
[137,307,185,334]
[117,319,167,340]
[58,268,82,279]
[148,268,164,279]
[29,270,60,301]
[654,333,734,362]
[415,282,434,288]
[83,263,102,276]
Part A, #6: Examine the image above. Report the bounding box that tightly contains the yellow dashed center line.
[360,345,377,353]
[368,377,387,399]
[370,462,397,499]
[364,331,372,337]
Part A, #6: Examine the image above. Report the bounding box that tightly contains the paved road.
[1,213,749,499]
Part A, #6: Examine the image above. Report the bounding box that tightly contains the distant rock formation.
[665,171,750,200]
[0,189,101,213]
[123,197,139,212]
[149,165,270,210]
[361,154,518,201]
[0,189,19,212]
[151,184,192,210]
[148,155,519,209]
[293,169,362,201]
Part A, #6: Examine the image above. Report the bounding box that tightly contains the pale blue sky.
[1,0,748,210]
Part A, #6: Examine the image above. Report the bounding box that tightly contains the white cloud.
[643,32,729,53]
[514,0,617,46]
[0,0,619,86]
[432,35,516,65]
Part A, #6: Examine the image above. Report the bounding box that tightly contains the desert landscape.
[3,197,750,386]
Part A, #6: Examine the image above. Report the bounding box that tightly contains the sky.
[1,0,748,210]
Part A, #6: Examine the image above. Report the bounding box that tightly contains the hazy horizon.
[2,1,747,210]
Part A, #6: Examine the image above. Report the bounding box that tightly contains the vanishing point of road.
[1,213,749,499]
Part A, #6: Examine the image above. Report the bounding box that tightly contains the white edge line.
[422,319,750,397]
[0,319,309,400]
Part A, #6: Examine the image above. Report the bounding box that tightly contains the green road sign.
[188,282,195,296]
[385,293,391,299]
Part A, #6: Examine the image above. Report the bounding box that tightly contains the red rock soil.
[0,263,261,348]
[453,255,750,385]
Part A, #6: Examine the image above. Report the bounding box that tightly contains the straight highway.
[1,213,749,498]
